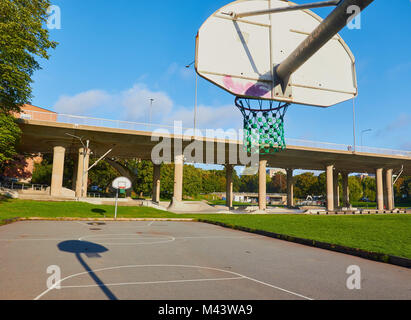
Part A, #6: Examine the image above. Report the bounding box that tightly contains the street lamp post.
[149,98,154,129]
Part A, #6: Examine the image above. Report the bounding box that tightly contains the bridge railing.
[286,138,411,157]
[17,110,411,158]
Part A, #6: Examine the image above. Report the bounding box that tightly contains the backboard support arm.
[224,0,341,19]
[275,0,374,88]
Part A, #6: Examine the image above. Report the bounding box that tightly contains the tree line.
[29,157,411,202]
[0,0,56,172]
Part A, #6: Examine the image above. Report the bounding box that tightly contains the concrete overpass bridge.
[16,109,411,212]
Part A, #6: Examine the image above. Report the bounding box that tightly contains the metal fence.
[0,182,48,192]
[18,110,411,158]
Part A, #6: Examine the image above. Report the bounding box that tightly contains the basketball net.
[235,97,290,155]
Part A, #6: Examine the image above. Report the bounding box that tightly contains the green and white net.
[235,98,290,155]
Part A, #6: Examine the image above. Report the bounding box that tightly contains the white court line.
[73,221,90,227]
[0,238,75,242]
[177,236,257,240]
[34,264,313,301]
[78,234,176,246]
[0,235,256,243]
[147,221,154,226]
[61,277,244,289]
[0,233,254,241]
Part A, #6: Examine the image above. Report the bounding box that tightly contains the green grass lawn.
[352,201,411,209]
[1,199,410,259]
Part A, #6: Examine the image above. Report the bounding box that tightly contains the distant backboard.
[112,177,132,190]
[195,0,358,107]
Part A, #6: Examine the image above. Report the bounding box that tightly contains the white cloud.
[53,90,111,114]
[169,104,242,130]
[164,62,194,81]
[121,83,174,122]
[52,83,174,122]
[52,83,242,131]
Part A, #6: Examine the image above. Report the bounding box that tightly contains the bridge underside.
[18,120,410,175]
[16,120,411,212]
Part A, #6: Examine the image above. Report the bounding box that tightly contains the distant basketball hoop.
[112,177,132,219]
[112,177,132,191]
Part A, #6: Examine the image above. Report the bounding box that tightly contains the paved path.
[0,221,410,300]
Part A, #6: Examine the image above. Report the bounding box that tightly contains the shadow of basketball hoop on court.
[57,240,117,300]
[91,208,107,217]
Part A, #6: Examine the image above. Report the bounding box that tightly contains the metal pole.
[228,0,341,19]
[194,73,198,133]
[149,98,154,129]
[81,140,89,198]
[393,165,404,209]
[352,99,356,153]
[186,61,198,134]
[87,148,113,172]
[275,0,375,86]
[114,189,118,220]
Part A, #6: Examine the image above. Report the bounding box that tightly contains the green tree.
[315,173,327,196]
[0,113,21,170]
[362,176,376,201]
[397,176,410,201]
[88,160,118,192]
[183,165,203,197]
[125,160,153,197]
[239,174,259,193]
[232,169,241,192]
[349,176,363,202]
[294,172,318,199]
[267,173,286,193]
[31,154,74,189]
[31,156,52,185]
[0,0,57,113]
[160,164,175,199]
[203,170,226,194]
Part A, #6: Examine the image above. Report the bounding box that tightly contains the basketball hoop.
[235,97,290,155]
[112,177,132,219]
[118,182,127,194]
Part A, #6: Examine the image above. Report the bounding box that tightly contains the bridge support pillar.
[286,169,294,208]
[386,169,394,210]
[376,168,384,212]
[226,165,234,209]
[173,154,184,202]
[326,165,335,212]
[342,172,350,208]
[72,155,78,191]
[259,160,267,211]
[383,171,389,210]
[333,171,340,209]
[50,146,66,197]
[152,164,161,203]
[75,147,89,198]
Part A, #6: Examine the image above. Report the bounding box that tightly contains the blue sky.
[32,0,410,151]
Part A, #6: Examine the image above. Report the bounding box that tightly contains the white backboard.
[196,0,358,107]
[112,177,132,190]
